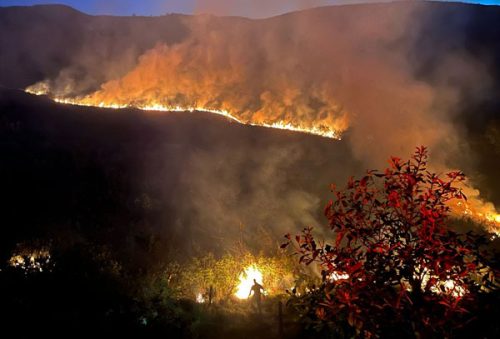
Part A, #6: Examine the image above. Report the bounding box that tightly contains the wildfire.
[235,264,263,299]
[8,248,52,273]
[454,200,500,236]
[24,85,500,235]
[327,271,349,281]
[196,293,205,303]
[434,279,467,298]
[259,121,339,139]
[24,86,341,139]
[420,268,468,298]
[486,214,500,224]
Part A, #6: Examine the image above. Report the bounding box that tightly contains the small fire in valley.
[196,293,205,304]
[235,264,264,299]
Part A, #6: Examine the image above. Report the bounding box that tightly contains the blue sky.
[0,0,498,17]
[0,0,195,16]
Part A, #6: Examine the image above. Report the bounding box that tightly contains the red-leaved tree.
[284,146,498,337]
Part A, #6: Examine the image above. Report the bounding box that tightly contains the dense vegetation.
[285,147,499,337]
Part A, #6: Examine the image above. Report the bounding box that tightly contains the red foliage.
[284,147,498,337]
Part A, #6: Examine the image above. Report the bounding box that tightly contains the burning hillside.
[23,82,500,234]
[25,83,342,139]
[20,3,500,234]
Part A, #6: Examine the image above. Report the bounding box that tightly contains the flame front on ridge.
[25,87,341,139]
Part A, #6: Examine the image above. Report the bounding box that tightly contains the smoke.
[18,1,500,244]
[176,145,320,253]
[63,3,470,166]
[194,0,399,18]
[135,118,362,255]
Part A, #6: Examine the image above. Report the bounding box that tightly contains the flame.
[259,121,339,139]
[327,271,349,281]
[196,293,205,303]
[486,214,500,224]
[401,265,468,298]
[25,85,341,139]
[9,248,52,273]
[235,264,263,299]
[25,82,50,96]
[453,198,500,236]
[436,279,467,298]
[24,85,500,235]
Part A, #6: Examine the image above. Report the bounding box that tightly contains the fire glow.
[235,264,263,299]
[196,293,205,303]
[24,87,500,235]
[454,200,500,236]
[25,87,341,140]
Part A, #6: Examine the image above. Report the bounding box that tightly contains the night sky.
[0,0,498,17]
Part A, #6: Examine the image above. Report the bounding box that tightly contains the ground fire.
[235,264,264,299]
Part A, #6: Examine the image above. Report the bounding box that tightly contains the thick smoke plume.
[33,4,463,163]
[24,2,500,240]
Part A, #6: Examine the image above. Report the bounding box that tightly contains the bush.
[284,147,499,337]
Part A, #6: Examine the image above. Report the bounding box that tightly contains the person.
[208,285,215,306]
[248,279,265,314]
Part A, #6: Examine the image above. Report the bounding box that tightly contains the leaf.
[336,231,345,247]
[349,262,363,273]
[280,242,289,249]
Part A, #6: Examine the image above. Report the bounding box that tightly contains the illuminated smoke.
[23,3,499,235]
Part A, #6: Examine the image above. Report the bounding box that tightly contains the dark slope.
[0,88,361,261]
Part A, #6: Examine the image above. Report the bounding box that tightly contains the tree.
[283,146,498,337]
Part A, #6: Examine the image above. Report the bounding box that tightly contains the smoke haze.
[194,0,376,18]
[43,3,491,168]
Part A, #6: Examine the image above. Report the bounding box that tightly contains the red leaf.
[336,231,345,247]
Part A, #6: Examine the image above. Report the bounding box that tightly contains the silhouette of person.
[248,279,265,314]
[208,285,215,306]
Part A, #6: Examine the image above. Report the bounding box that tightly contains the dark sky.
[0,0,498,17]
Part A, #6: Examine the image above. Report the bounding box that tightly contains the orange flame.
[26,85,341,139]
[235,264,263,299]
[453,200,500,237]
